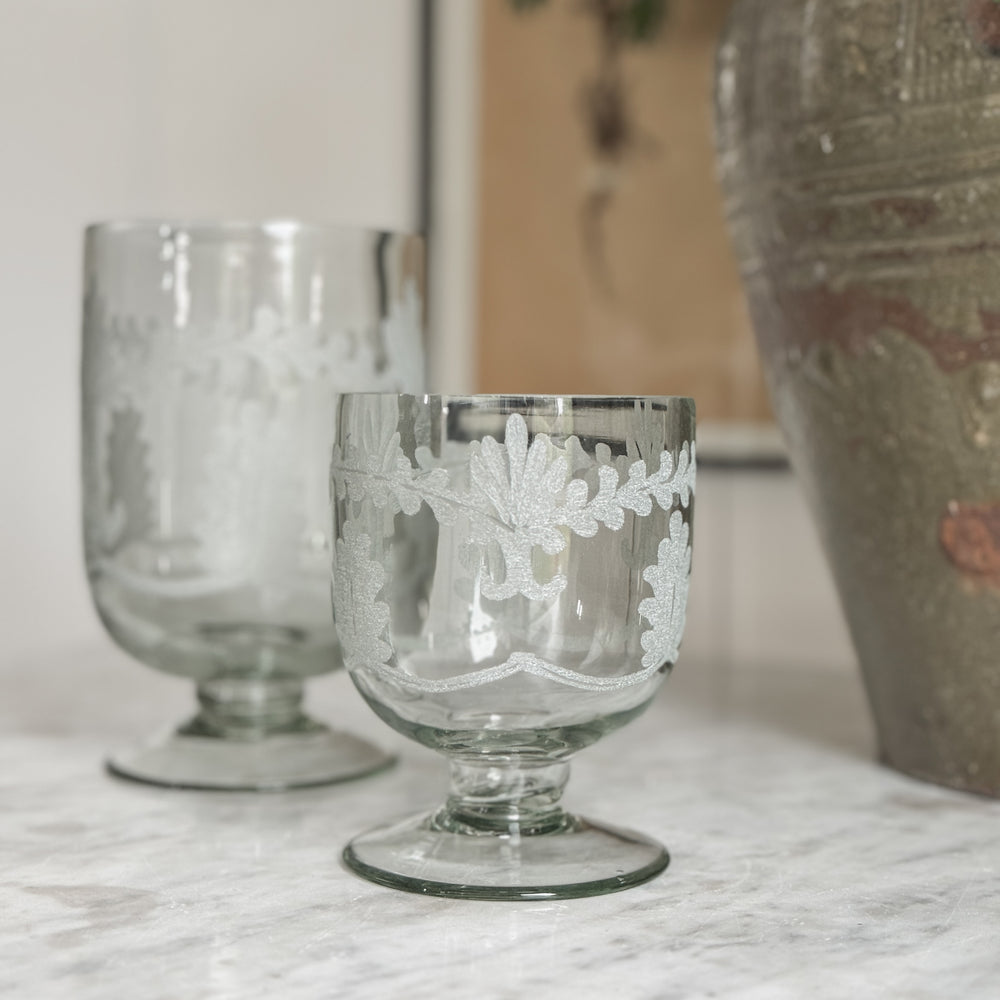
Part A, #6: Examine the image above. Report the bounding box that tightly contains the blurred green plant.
[508,0,672,287]
[511,0,669,44]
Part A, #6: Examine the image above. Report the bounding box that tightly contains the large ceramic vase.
[716,0,1000,795]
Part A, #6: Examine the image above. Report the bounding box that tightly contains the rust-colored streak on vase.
[939,501,1000,586]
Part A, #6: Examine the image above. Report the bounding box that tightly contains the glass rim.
[338,392,695,408]
[84,219,421,242]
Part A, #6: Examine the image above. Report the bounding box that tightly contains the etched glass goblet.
[331,393,695,898]
[82,221,425,790]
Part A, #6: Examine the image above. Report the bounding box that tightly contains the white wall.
[0,0,419,665]
[428,0,480,394]
[683,468,854,672]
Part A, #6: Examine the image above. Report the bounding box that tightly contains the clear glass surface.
[331,393,696,898]
[82,221,425,789]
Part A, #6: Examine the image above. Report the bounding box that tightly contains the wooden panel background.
[475,0,770,422]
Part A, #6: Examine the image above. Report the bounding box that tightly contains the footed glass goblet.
[82,222,425,790]
[331,393,695,898]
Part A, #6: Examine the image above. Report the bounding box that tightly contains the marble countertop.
[3,645,998,999]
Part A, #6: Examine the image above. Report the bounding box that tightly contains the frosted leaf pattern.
[639,511,692,669]
[87,280,424,592]
[331,401,695,692]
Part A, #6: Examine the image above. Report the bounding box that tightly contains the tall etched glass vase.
[82,222,425,789]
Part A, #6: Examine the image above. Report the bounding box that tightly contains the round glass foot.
[343,810,669,900]
[108,723,394,791]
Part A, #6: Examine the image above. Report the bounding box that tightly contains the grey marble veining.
[2,646,998,999]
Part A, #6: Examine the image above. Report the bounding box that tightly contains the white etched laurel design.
[331,406,694,692]
[363,651,666,694]
[175,279,424,394]
[333,520,393,668]
[639,510,691,669]
[332,410,695,602]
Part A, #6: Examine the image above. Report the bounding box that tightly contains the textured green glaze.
[776,329,1000,793]
[717,0,1000,794]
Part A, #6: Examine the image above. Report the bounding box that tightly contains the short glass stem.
[184,676,311,740]
[434,758,573,836]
